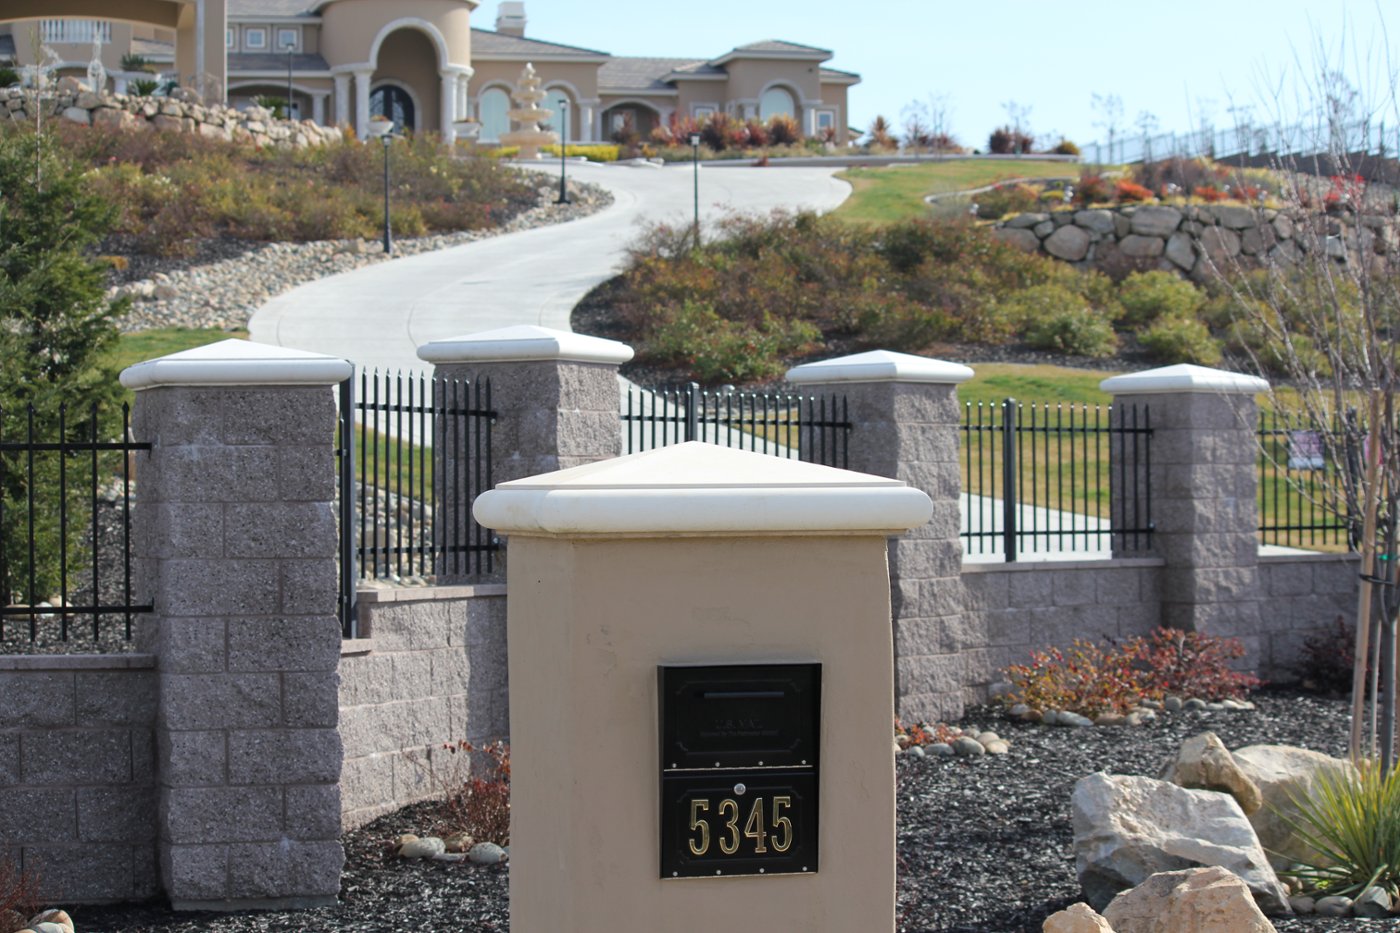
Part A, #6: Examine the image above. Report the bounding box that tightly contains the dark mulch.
[74,688,1396,932]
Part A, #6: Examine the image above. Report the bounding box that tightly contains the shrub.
[1194,185,1228,202]
[648,300,820,383]
[1140,313,1221,365]
[867,115,897,150]
[1019,293,1119,357]
[894,719,960,748]
[404,740,511,846]
[974,183,1041,219]
[0,853,42,933]
[130,78,160,97]
[1294,616,1361,696]
[988,126,1014,154]
[0,68,18,89]
[1000,640,1148,717]
[1118,270,1205,328]
[1074,172,1113,206]
[1132,157,1227,197]
[1281,759,1400,899]
[744,119,769,148]
[119,53,152,73]
[1052,138,1080,156]
[765,114,801,146]
[1115,180,1155,203]
[1121,628,1260,701]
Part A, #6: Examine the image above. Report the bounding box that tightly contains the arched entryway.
[600,101,662,143]
[371,83,416,133]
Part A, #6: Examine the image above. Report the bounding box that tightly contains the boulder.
[1103,866,1277,933]
[1119,235,1165,259]
[992,227,1041,253]
[1043,901,1115,933]
[1007,212,1050,229]
[1210,205,1258,229]
[1045,225,1091,261]
[1129,206,1183,237]
[1160,732,1262,814]
[1241,224,1277,256]
[1075,210,1116,235]
[1353,885,1391,918]
[1198,227,1241,268]
[1072,772,1290,914]
[1165,232,1197,271]
[1230,745,1356,869]
[61,106,91,126]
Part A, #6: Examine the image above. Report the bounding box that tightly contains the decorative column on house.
[787,350,974,722]
[332,72,351,127]
[353,68,373,137]
[1101,363,1270,665]
[579,99,598,142]
[311,91,328,126]
[123,339,350,910]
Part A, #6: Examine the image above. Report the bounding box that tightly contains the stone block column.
[417,324,633,582]
[788,350,973,722]
[123,340,351,910]
[1101,364,1270,662]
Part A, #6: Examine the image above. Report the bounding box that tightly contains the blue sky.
[488,1,1397,149]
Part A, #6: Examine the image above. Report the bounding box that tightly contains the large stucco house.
[0,1,859,144]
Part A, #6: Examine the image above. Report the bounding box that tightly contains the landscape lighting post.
[282,35,294,119]
[556,98,569,204]
[367,118,396,253]
[690,132,701,239]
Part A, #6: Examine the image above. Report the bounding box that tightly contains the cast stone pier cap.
[119,337,353,389]
[785,349,974,385]
[473,441,933,537]
[416,324,634,365]
[1099,363,1269,396]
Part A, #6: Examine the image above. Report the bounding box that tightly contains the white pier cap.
[786,349,974,385]
[473,441,933,537]
[119,338,353,389]
[1100,363,1269,396]
[417,324,634,365]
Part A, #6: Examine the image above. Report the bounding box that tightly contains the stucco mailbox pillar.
[787,350,973,722]
[474,442,931,933]
[1101,363,1269,660]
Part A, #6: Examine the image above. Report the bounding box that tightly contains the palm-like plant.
[1279,758,1400,898]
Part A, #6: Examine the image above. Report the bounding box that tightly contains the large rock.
[1072,772,1290,914]
[992,227,1041,253]
[1119,235,1165,259]
[1103,866,1277,933]
[1043,901,1114,933]
[1129,206,1183,237]
[1075,210,1116,235]
[1231,745,1357,869]
[1045,224,1091,261]
[1198,227,1241,268]
[1161,732,1262,814]
[1165,232,1197,271]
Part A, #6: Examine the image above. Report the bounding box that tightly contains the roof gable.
[470,27,609,59]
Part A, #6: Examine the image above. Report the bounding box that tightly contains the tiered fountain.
[499,62,557,159]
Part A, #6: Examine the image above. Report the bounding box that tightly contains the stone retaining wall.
[338,585,507,831]
[5,78,341,148]
[0,655,158,903]
[991,203,1397,279]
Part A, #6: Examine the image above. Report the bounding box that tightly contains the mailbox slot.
[660,663,820,771]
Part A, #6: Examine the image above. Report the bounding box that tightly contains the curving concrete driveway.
[248,161,850,373]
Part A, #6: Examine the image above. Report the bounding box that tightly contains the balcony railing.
[39,20,113,45]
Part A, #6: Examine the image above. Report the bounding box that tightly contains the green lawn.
[833,159,1081,226]
[109,327,248,376]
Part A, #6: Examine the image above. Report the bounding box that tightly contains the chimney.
[496,2,526,37]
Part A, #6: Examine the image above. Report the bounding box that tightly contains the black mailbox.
[659,663,820,878]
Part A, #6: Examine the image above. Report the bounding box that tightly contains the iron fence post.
[685,381,700,442]
[1002,398,1018,563]
[338,375,358,637]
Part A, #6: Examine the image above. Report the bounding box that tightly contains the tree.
[1214,42,1400,770]
[1091,92,1124,163]
[1135,110,1159,162]
[0,127,128,606]
[1001,100,1032,154]
[900,100,930,158]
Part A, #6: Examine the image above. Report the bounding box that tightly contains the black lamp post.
[282,37,294,119]
[368,119,396,253]
[555,98,570,205]
[689,132,701,238]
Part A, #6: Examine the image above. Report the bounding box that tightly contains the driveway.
[248,160,851,372]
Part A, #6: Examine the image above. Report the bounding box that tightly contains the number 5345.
[688,795,793,856]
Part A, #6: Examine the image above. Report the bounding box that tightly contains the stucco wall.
[337,584,507,830]
[0,655,158,903]
[319,0,471,67]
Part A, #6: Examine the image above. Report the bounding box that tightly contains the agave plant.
[1279,758,1400,898]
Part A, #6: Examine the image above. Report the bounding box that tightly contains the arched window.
[759,86,795,121]
[479,87,510,142]
[370,84,416,132]
[542,94,572,140]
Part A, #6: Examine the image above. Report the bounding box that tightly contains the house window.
[225,27,236,50]
[244,27,267,50]
[479,87,510,141]
[693,105,717,120]
[276,28,299,52]
[816,110,835,131]
[759,86,795,120]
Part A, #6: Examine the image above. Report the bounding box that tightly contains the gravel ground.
[71,689,1395,933]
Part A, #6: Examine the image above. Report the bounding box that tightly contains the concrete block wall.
[338,585,507,830]
[1256,553,1361,678]
[0,656,158,903]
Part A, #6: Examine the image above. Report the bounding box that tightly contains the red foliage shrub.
[650,113,701,147]
[1121,628,1261,701]
[1194,185,1228,202]
[0,854,42,933]
[895,718,960,747]
[1115,180,1154,203]
[744,119,770,148]
[1074,172,1113,206]
[765,114,801,146]
[1001,640,1148,716]
[405,739,512,846]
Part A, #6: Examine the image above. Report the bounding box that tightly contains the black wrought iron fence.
[961,399,1153,561]
[337,371,497,635]
[0,402,151,646]
[622,382,850,467]
[1257,409,1356,550]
